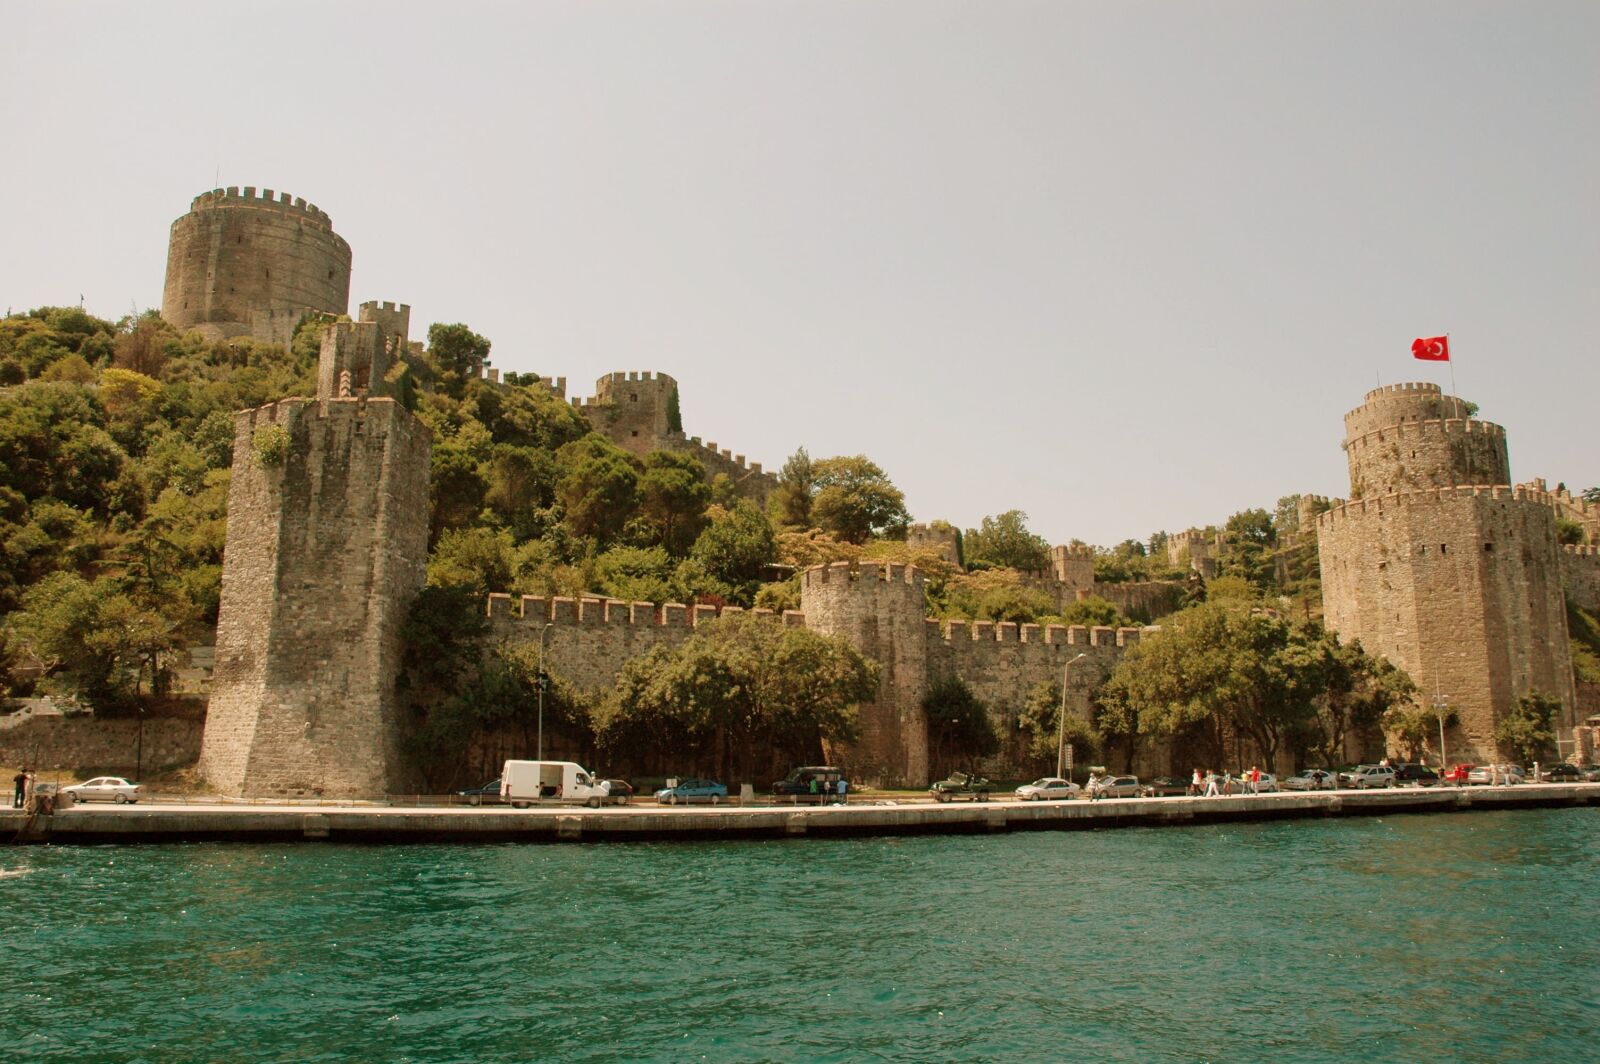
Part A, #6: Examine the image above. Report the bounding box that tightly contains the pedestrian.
[837,777,848,805]
[1249,765,1261,795]
[1204,771,1220,798]
[12,769,25,809]
[1190,767,1202,797]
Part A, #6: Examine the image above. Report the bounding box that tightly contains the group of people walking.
[1188,766,1263,797]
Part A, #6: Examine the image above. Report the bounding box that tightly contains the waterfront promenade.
[6,783,1596,844]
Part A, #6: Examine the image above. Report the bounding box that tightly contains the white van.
[501,760,612,808]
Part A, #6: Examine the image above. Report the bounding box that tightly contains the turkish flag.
[1412,336,1450,361]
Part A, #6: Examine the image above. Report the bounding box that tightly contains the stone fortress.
[1317,383,1593,764]
[177,187,1595,795]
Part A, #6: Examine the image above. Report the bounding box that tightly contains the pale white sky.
[4,2,1595,545]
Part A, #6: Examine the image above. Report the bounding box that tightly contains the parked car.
[1283,769,1338,791]
[655,778,728,805]
[1580,765,1600,783]
[1537,764,1581,782]
[1392,764,1440,787]
[601,779,634,805]
[1467,764,1524,786]
[930,771,991,802]
[1015,777,1080,801]
[62,776,143,804]
[772,766,844,801]
[1441,763,1475,785]
[1142,776,1189,797]
[1248,773,1279,793]
[1087,774,1141,799]
[457,777,504,806]
[1346,765,1396,789]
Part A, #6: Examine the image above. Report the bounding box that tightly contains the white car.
[1467,764,1525,785]
[1282,769,1338,791]
[1347,765,1396,789]
[1015,777,1080,801]
[62,776,143,804]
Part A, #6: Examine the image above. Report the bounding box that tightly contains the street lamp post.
[537,622,554,762]
[1432,692,1449,770]
[1059,653,1088,779]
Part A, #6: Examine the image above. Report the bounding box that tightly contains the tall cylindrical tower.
[1341,383,1510,498]
[1318,384,1575,765]
[162,186,352,346]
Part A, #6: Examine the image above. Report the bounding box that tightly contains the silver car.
[1467,764,1524,785]
[1087,775,1141,799]
[62,776,143,804]
[1346,765,1396,789]
[1015,777,1080,801]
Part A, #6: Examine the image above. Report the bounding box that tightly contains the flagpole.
[1447,333,1456,398]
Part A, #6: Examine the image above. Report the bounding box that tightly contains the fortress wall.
[927,619,1141,777]
[162,187,352,346]
[487,595,803,693]
[1343,418,1510,497]
[1563,545,1600,612]
[906,523,962,566]
[1317,487,1576,761]
[358,301,411,349]
[1090,581,1185,623]
[200,396,431,797]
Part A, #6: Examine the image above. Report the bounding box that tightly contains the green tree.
[1495,690,1561,765]
[964,510,1051,571]
[1018,678,1103,769]
[637,450,712,556]
[597,612,876,782]
[922,677,999,778]
[1219,508,1278,592]
[426,322,492,396]
[810,455,909,544]
[683,500,776,605]
[769,447,815,528]
[665,386,683,434]
[554,434,640,543]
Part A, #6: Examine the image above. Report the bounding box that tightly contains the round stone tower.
[162,186,352,347]
[1341,382,1510,498]
[1318,384,1575,764]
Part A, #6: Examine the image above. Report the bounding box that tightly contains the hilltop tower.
[801,562,930,786]
[199,316,430,798]
[162,186,352,346]
[1317,383,1575,762]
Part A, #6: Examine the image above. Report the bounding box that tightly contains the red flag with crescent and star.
[1412,336,1449,361]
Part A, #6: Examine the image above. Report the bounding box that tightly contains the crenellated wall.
[486,593,804,693]
[162,186,352,346]
[1563,544,1600,612]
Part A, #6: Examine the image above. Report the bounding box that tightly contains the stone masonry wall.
[1560,545,1600,613]
[0,716,201,776]
[1344,417,1510,499]
[200,395,431,797]
[1318,487,1577,761]
[162,187,352,346]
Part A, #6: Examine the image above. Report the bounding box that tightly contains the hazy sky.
[5,2,1595,546]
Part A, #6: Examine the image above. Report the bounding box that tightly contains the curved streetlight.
[1059,653,1089,779]
[537,622,554,761]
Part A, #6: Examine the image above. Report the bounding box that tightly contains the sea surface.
[3,808,1596,1063]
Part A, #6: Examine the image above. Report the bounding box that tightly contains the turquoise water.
[3,809,1596,1063]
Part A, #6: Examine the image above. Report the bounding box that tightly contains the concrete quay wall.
[7,785,1595,845]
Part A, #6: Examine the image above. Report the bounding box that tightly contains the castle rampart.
[162,186,353,346]
[1342,382,1476,441]
[1563,544,1600,612]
